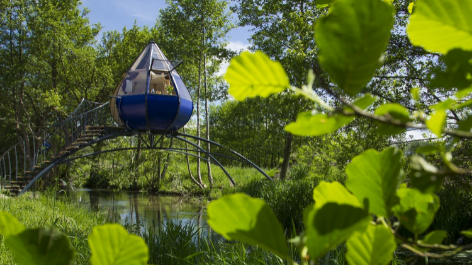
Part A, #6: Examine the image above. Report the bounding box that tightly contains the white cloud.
[217,41,250,76]
[227,41,250,52]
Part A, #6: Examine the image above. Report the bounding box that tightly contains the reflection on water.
[67,189,208,234]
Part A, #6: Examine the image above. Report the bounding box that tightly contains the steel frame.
[18,130,272,195]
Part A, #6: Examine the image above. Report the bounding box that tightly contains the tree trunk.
[157,138,164,185]
[161,138,174,180]
[203,28,213,188]
[133,137,142,189]
[183,127,204,188]
[90,141,104,186]
[197,48,203,184]
[280,133,293,180]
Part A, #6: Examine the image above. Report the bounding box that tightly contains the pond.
[65,189,472,264]
[66,188,209,234]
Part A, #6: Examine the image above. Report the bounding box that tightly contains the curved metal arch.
[19,132,127,195]
[60,147,218,166]
[18,132,253,194]
[176,133,272,181]
[174,136,235,186]
[61,147,246,165]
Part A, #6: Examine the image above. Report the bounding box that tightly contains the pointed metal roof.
[129,41,182,72]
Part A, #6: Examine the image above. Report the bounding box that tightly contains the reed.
[136,219,298,265]
[222,177,316,231]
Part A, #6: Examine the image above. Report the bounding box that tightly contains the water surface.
[67,189,208,233]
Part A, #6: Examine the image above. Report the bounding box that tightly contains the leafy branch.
[211,0,472,264]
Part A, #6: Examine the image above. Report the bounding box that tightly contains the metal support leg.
[174,136,236,186]
[177,133,272,181]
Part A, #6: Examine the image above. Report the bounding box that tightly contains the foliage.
[208,0,472,263]
[208,193,290,260]
[226,51,290,100]
[141,219,299,265]
[0,212,148,265]
[0,0,107,148]
[222,178,316,231]
[88,224,148,265]
[0,192,105,264]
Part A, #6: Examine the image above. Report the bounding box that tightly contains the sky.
[81,0,251,53]
[81,0,250,76]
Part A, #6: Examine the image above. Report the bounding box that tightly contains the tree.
[0,0,104,181]
[157,0,234,187]
[208,0,472,263]
[232,0,323,179]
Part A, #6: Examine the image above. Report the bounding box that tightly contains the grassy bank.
[73,162,272,197]
[0,191,107,264]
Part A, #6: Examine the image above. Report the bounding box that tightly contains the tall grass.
[134,219,295,265]
[395,183,472,246]
[426,183,472,245]
[0,190,106,265]
[150,163,271,195]
[73,160,273,195]
[222,178,316,230]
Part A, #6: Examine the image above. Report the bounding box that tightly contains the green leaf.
[0,212,25,237]
[88,224,149,265]
[285,112,354,136]
[431,99,457,111]
[408,0,472,54]
[305,182,370,259]
[415,230,447,251]
[423,230,447,245]
[392,188,440,234]
[431,49,472,90]
[456,87,472,99]
[410,155,445,193]
[346,224,396,265]
[458,115,472,132]
[426,111,446,137]
[456,98,472,110]
[5,228,74,265]
[408,2,415,13]
[411,87,420,101]
[415,145,442,155]
[461,229,472,238]
[207,193,289,259]
[417,230,448,251]
[313,181,364,207]
[315,0,394,96]
[350,94,377,110]
[225,51,290,101]
[346,147,404,217]
[285,94,376,136]
[374,103,411,135]
[307,69,315,89]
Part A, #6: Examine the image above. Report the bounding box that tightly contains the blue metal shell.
[110,42,193,131]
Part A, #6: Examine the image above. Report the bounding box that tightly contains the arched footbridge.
[0,99,272,196]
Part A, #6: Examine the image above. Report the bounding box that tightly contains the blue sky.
[81,0,251,52]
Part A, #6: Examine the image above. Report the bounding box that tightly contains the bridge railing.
[0,99,114,191]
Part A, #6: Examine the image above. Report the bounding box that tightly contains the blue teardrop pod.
[110,41,193,131]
